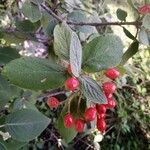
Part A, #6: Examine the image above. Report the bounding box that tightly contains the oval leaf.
[143,14,150,30]
[22,1,42,23]
[82,34,123,72]
[5,109,50,142]
[139,27,150,46]
[0,142,7,150]
[79,76,107,104]
[2,57,67,90]
[54,23,72,60]
[116,8,127,21]
[121,41,139,65]
[70,32,82,77]
[123,27,136,40]
[0,75,14,109]
[56,115,77,143]
[0,47,20,65]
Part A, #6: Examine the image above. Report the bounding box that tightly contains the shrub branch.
[41,3,142,27]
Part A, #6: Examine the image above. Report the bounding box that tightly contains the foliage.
[0,0,149,149]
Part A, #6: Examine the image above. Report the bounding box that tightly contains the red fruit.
[97,113,106,119]
[97,118,106,133]
[64,114,74,128]
[96,104,107,114]
[105,92,113,99]
[138,5,150,14]
[102,82,116,94]
[47,97,60,109]
[84,107,97,122]
[105,68,120,80]
[65,77,80,91]
[67,64,72,74]
[75,119,85,133]
[106,98,116,109]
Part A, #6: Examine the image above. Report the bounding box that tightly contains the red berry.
[47,97,60,109]
[84,107,97,122]
[97,118,106,133]
[75,119,85,133]
[97,113,106,119]
[105,68,120,80]
[64,114,74,128]
[65,77,80,91]
[96,104,107,114]
[67,64,72,74]
[138,5,150,14]
[105,92,113,99]
[106,98,116,109]
[102,82,116,94]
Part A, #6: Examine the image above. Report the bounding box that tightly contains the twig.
[40,3,142,27]
[38,89,67,101]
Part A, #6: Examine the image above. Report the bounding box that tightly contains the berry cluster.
[63,68,120,133]
[47,66,120,133]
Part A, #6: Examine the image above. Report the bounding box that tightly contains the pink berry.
[96,104,107,114]
[47,97,60,109]
[97,118,106,133]
[75,119,85,133]
[138,5,150,14]
[106,98,116,109]
[103,82,116,94]
[64,114,74,128]
[65,77,80,91]
[105,68,120,80]
[84,107,97,122]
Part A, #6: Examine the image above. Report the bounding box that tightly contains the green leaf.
[15,20,40,33]
[116,8,127,21]
[121,41,139,65]
[22,1,42,23]
[0,142,7,150]
[67,10,94,34]
[54,23,72,60]
[70,32,82,77]
[139,27,150,46]
[143,14,150,30]
[0,75,14,109]
[79,76,107,104]
[145,0,150,4]
[5,109,50,142]
[41,13,57,36]
[0,47,20,65]
[123,27,136,40]
[56,109,77,143]
[82,34,123,72]
[1,139,27,150]
[2,57,67,90]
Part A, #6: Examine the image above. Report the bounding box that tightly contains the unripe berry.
[64,114,74,128]
[47,97,60,109]
[65,77,80,91]
[105,68,120,80]
[138,5,150,14]
[96,104,106,114]
[102,82,116,94]
[106,98,116,109]
[67,64,72,74]
[97,118,106,133]
[75,119,85,133]
[84,107,97,122]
